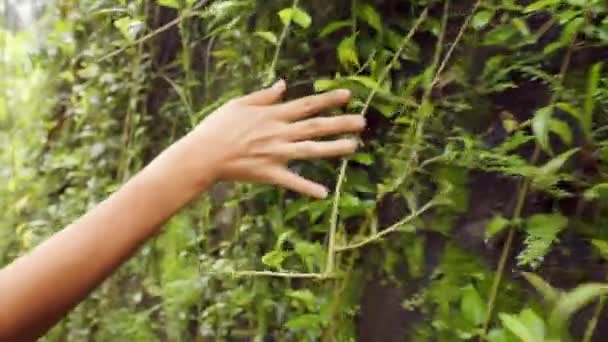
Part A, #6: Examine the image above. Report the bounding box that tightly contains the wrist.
[160,134,220,194]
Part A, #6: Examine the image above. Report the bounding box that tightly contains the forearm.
[0,140,213,341]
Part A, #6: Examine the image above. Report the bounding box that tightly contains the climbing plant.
[2,0,608,341]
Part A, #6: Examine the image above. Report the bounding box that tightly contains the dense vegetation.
[2,0,608,340]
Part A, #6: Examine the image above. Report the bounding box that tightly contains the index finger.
[271,89,352,121]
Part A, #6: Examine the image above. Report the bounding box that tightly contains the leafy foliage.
[3,0,608,340]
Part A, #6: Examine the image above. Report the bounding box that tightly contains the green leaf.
[314,79,339,92]
[512,18,531,36]
[484,25,517,45]
[584,63,602,138]
[524,0,561,13]
[472,10,495,30]
[549,283,608,333]
[522,272,560,304]
[347,75,380,91]
[532,106,554,153]
[113,17,144,41]
[584,183,608,200]
[354,3,382,33]
[526,214,568,237]
[254,31,278,45]
[285,314,322,330]
[278,7,312,29]
[320,20,351,37]
[499,313,537,342]
[591,239,608,259]
[261,250,288,270]
[353,153,374,165]
[555,102,582,121]
[157,0,180,9]
[287,289,316,309]
[77,64,100,79]
[549,119,573,145]
[560,17,584,45]
[460,285,486,326]
[538,148,578,176]
[337,34,360,69]
[519,309,546,341]
[486,215,510,240]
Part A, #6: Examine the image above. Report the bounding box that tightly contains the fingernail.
[320,188,329,199]
[358,116,367,127]
[335,89,351,100]
[273,79,286,91]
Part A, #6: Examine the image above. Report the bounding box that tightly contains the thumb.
[239,79,286,105]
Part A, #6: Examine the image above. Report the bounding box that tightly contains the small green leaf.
[278,7,312,29]
[287,289,316,309]
[347,75,380,91]
[486,215,510,240]
[550,283,608,333]
[549,119,573,145]
[353,153,374,165]
[522,272,560,304]
[337,34,360,69]
[460,285,486,326]
[113,17,144,41]
[254,31,278,45]
[526,213,568,237]
[519,309,546,341]
[285,314,322,330]
[77,64,100,79]
[354,3,382,33]
[314,79,339,92]
[472,10,495,30]
[261,250,288,270]
[532,106,553,153]
[538,148,578,176]
[157,0,180,9]
[484,25,517,45]
[499,313,536,342]
[584,63,602,138]
[591,239,608,259]
[512,18,531,36]
[524,0,561,13]
[584,183,608,200]
[320,20,351,37]
[560,17,584,45]
[555,102,582,121]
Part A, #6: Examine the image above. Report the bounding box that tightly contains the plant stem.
[479,34,578,341]
[325,8,428,275]
[335,200,436,252]
[431,0,482,88]
[223,270,331,279]
[583,296,606,342]
[267,0,300,84]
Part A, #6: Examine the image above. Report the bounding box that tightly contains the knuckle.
[302,141,319,154]
[307,118,325,131]
[301,98,317,114]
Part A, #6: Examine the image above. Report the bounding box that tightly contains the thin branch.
[431,0,482,87]
[98,0,211,62]
[208,270,332,279]
[335,200,436,252]
[583,296,606,342]
[266,0,300,83]
[479,33,578,341]
[324,8,429,275]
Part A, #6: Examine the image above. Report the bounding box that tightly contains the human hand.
[176,80,365,199]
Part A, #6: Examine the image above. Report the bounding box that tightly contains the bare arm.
[0,81,365,341]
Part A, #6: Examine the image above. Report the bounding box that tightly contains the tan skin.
[0,80,365,341]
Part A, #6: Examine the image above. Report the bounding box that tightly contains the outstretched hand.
[177,80,366,198]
